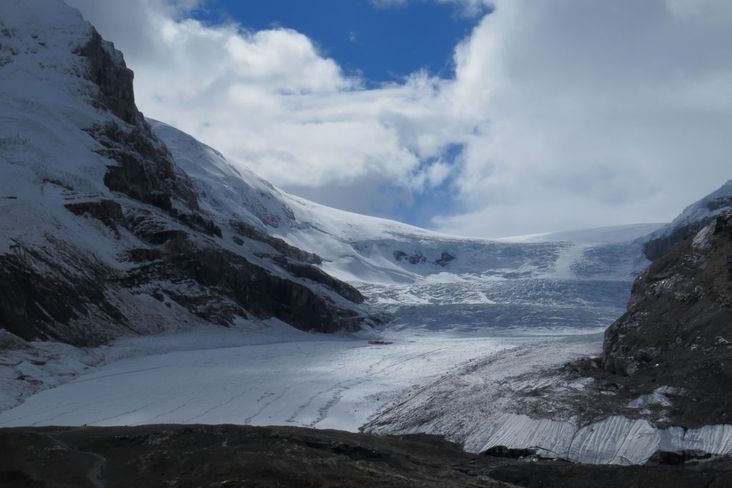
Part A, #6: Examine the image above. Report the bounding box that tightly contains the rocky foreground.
[1,424,731,488]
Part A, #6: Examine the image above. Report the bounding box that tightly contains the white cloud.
[67,0,460,196]
[434,0,732,236]
[66,0,732,237]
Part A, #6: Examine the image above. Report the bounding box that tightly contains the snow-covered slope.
[153,120,660,288]
[643,179,732,259]
[158,125,677,344]
[658,179,732,235]
[150,120,662,337]
[153,121,550,284]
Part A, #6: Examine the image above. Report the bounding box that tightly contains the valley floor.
[0,322,597,432]
[3,276,732,466]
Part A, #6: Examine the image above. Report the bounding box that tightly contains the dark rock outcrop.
[435,251,455,266]
[77,29,200,215]
[393,250,427,264]
[393,250,456,267]
[64,199,125,233]
[602,210,732,425]
[91,122,198,212]
[481,445,537,459]
[122,237,364,332]
[272,256,364,304]
[0,240,128,346]
[646,450,713,466]
[231,219,321,264]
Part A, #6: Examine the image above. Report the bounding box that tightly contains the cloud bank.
[67,0,732,237]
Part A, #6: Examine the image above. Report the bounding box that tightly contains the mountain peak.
[0,0,371,346]
[0,0,142,126]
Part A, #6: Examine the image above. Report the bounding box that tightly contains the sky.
[67,0,732,237]
[192,0,484,83]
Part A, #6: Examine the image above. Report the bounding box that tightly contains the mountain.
[0,0,370,347]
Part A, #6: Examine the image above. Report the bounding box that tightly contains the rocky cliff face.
[603,210,732,425]
[0,0,371,346]
[76,29,141,127]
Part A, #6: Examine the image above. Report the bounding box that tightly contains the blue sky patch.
[194,0,484,83]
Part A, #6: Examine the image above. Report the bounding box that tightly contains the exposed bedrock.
[602,210,732,426]
[0,240,127,346]
[75,28,140,126]
[122,234,365,333]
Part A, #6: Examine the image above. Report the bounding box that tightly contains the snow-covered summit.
[1,0,94,93]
